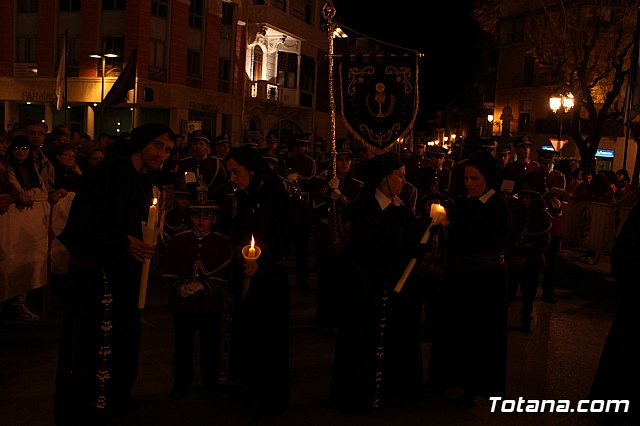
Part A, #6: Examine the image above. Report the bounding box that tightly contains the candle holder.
[241,244,262,301]
[394,204,447,293]
[138,221,160,309]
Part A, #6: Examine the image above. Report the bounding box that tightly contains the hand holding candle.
[138,198,159,309]
[394,203,447,294]
[241,235,262,301]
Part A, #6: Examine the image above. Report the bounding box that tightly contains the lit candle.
[395,203,447,293]
[138,198,158,309]
[147,198,158,234]
[248,235,256,258]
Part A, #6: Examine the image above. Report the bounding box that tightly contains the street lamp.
[89,50,119,133]
[549,93,574,152]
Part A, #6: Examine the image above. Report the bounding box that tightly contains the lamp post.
[549,93,574,152]
[487,114,494,137]
[89,50,119,134]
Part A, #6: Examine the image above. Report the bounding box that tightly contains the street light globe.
[487,114,494,122]
[563,93,574,111]
[550,96,562,113]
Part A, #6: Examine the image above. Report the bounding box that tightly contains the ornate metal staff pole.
[323,1,337,180]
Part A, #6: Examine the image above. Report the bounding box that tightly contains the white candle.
[146,198,158,237]
[139,198,158,309]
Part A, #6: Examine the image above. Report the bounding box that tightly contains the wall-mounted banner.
[340,53,419,153]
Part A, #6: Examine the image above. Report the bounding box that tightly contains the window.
[518,112,530,132]
[523,55,534,86]
[292,0,313,24]
[512,19,524,43]
[101,37,125,73]
[219,58,231,92]
[221,2,234,40]
[252,47,263,81]
[151,0,168,17]
[187,49,201,76]
[299,54,315,93]
[17,0,38,13]
[16,37,36,62]
[59,0,80,12]
[150,40,166,68]
[149,40,167,82]
[189,0,203,29]
[103,0,126,10]
[277,52,298,89]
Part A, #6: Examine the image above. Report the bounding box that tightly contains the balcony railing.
[250,80,280,101]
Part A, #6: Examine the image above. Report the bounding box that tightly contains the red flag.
[102,47,137,106]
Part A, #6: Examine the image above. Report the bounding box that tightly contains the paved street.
[0,249,627,426]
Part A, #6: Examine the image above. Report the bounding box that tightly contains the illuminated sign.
[541,145,555,151]
[595,149,614,158]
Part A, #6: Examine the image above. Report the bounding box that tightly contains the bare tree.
[474,0,637,171]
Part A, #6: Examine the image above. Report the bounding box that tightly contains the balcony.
[250,80,280,101]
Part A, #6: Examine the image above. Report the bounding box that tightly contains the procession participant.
[506,171,552,333]
[331,152,424,411]
[54,123,175,424]
[213,133,232,161]
[279,134,317,290]
[225,146,293,418]
[538,149,565,303]
[163,197,233,399]
[404,138,428,189]
[502,136,539,194]
[311,140,363,333]
[163,185,192,240]
[428,151,511,406]
[179,130,226,199]
[418,145,451,197]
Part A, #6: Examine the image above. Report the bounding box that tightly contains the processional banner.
[339,53,419,153]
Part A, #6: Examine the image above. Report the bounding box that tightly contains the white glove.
[330,189,342,201]
[328,178,340,190]
[177,281,205,298]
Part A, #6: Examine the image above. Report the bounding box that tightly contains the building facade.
[1,0,342,150]
[489,2,637,172]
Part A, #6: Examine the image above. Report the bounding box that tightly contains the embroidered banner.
[339,54,419,153]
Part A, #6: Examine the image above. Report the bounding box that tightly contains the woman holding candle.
[331,152,425,411]
[224,145,293,419]
[427,151,511,407]
[54,123,175,424]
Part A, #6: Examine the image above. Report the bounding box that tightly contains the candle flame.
[250,235,255,249]
[153,198,158,206]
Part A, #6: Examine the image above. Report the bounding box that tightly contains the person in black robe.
[589,201,640,421]
[428,151,511,406]
[224,146,293,418]
[331,152,424,411]
[54,123,175,425]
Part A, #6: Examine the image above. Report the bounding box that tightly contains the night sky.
[331,0,482,129]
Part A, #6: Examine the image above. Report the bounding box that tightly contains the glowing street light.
[549,93,574,151]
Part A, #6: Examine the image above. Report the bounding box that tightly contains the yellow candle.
[248,235,256,258]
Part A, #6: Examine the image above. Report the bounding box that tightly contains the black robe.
[331,187,423,410]
[54,155,154,424]
[429,190,511,398]
[589,203,640,420]
[226,174,293,415]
